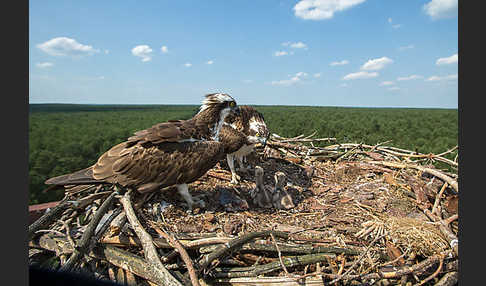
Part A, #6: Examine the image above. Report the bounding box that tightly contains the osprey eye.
[256,132,260,137]
[229,101,235,107]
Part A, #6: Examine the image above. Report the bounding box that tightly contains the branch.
[198,230,289,272]
[120,190,183,286]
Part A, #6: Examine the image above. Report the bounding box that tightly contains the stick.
[60,191,118,272]
[148,221,201,286]
[99,245,180,286]
[120,190,183,286]
[212,252,336,278]
[366,161,458,192]
[431,182,448,216]
[270,233,289,275]
[415,255,444,286]
[198,230,289,272]
[28,198,72,241]
[328,234,384,284]
[433,271,458,286]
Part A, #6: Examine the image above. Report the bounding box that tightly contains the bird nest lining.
[28,135,459,286]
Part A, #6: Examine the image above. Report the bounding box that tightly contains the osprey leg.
[227,154,240,184]
[176,184,205,211]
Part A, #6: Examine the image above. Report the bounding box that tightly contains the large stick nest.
[28,133,459,286]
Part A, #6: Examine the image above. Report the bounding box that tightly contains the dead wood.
[198,231,289,271]
[120,190,183,286]
[29,133,459,285]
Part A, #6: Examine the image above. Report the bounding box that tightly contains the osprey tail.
[44,167,101,186]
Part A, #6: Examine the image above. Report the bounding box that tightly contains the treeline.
[29,104,457,204]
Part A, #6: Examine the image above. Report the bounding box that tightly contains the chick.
[250,166,273,208]
[272,171,295,210]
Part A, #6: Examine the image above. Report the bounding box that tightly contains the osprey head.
[198,93,240,140]
[247,113,269,147]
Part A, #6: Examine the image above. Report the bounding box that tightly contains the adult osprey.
[45,93,244,211]
[223,106,269,184]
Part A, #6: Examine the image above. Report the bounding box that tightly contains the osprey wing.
[127,120,210,145]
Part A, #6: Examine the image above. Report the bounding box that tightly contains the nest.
[28,133,459,286]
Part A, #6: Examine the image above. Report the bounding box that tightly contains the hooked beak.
[232,106,241,117]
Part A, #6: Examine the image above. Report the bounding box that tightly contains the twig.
[212,252,336,278]
[198,230,289,272]
[270,233,289,275]
[328,234,384,284]
[60,190,118,272]
[148,221,201,286]
[28,198,72,241]
[432,182,448,217]
[120,189,183,286]
[415,255,444,286]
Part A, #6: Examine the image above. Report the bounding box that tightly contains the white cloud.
[380,81,394,86]
[340,83,348,87]
[37,37,100,57]
[330,60,349,66]
[388,17,392,23]
[36,62,54,68]
[206,60,214,65]
[184,62,192,67]
[271,72,307,86]
[131,45,153,62]
[343,71,378,80]
[397,75,423,81]
[294,0,366,20]
[161,46,169,53]
[426,74,458,81]
[436,53,458,65]
[104,49,110,54]
[290,42,308,49]
[388,86,400,91]
[398,44,414,51]
[361,57,393,71]
[392,24,402,29]
[423,0,458,20]
[274,51,289,57]
[313,73,321,78]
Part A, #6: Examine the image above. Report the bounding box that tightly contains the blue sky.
[29,0,458,108]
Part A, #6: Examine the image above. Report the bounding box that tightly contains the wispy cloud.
[361,57,393,71]
[294,0,366,20]
[36,62,54,68]
[398,44,414,51]
[436,53,458,65]
[397,75,423,81]
[313,73,321,78]
[282,41,308,49]
[387,17,402,28]
[380,81,394,86]
[423,0,458,20]
[131,45,153,62]
[426,74,458,81]
[184,62,192,67]
[206,60,214,65]
[160,46,169,53]
[271,72,308,86]
[388,86,400,91]
[37,37,100,57]
[242,79,253,84]
[343,71,378,80]
[274,51,290,57]
[330,60,349,66]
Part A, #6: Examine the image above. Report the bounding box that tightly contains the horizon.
[30,1,458,108]
[28,102,458,110]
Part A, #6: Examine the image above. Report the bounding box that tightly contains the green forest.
[29,104,458,205]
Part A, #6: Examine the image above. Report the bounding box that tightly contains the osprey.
[223,106,269,184]
[45,93,243,211]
